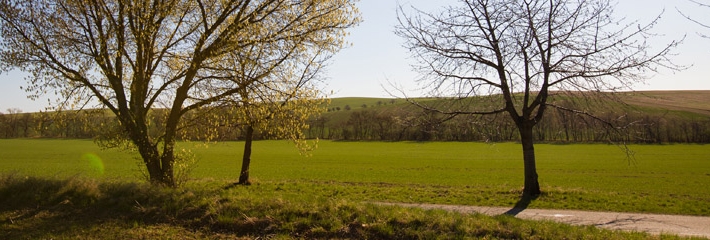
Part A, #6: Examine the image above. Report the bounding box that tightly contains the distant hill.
[320,90,710,143]
[618,91,710,117]
[326,90,710,117]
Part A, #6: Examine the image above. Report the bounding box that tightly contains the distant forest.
[2,96,710,144]
[315,103,710,144]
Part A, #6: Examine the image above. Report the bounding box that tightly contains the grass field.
[1,139,709,239]
[1,139,708,216]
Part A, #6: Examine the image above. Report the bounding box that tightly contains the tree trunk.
[238,125,254,185]
[130,127,176,187]
[519,124,541,196]
[160,144,176,187]
[135,140,164,185]
[155,106,183,188]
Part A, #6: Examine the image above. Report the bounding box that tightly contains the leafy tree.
[0,0,358,186]
[229,84,327,185]
[200,22,336,185]
[396,0,680,196]
[248,95,326,183]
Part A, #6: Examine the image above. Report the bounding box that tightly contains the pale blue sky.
[1,0,708,112]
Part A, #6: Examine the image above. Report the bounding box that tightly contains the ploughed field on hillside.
[1,91,709,143]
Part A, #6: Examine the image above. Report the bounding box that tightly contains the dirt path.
[376,202,710,238]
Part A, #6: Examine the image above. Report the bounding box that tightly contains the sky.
[1,0,708,113]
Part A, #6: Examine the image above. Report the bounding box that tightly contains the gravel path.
[376,202,710,238]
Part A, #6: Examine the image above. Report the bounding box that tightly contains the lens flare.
[82,153,104,175]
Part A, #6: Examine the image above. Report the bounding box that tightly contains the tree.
[396,0,680,196]
[226,80,327,185]
[200,23,335,185]
[1,0,358,186]
[235,91,326,185]
[680,0,710,39]
[347,110,375,140]
[19,112,32,137]
[3,108,22,138]
[0,111,5,138]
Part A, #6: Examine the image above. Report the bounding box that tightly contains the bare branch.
[678,0,710,39]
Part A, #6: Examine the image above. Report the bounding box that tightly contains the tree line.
[3,100,709,144]
[315,105,710,144]
[0,109,102,139]
[0,105,311,141]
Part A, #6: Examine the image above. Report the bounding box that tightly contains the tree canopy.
[0,0,359,186]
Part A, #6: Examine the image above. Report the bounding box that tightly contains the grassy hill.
[319,90,710,143]
[326,90,710,116]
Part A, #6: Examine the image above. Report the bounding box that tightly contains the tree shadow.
[222,181,250,190]
[503,194,538,216]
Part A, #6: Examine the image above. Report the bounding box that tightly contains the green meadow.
[1,139,709,239]
[1,139,708,216]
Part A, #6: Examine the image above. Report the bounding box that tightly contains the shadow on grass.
[503,194,538,216]
[0,175,213,239]
[0,175,673,239]
[222,181,250,190]
[0,175,370,239]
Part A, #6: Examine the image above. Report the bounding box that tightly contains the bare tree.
[0,111,6,138]
[396,0,680,196]
[3,108,22,138]
[0,0,358,186]
[680,0,710,39]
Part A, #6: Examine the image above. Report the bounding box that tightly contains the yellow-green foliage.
[1,0,361,186]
